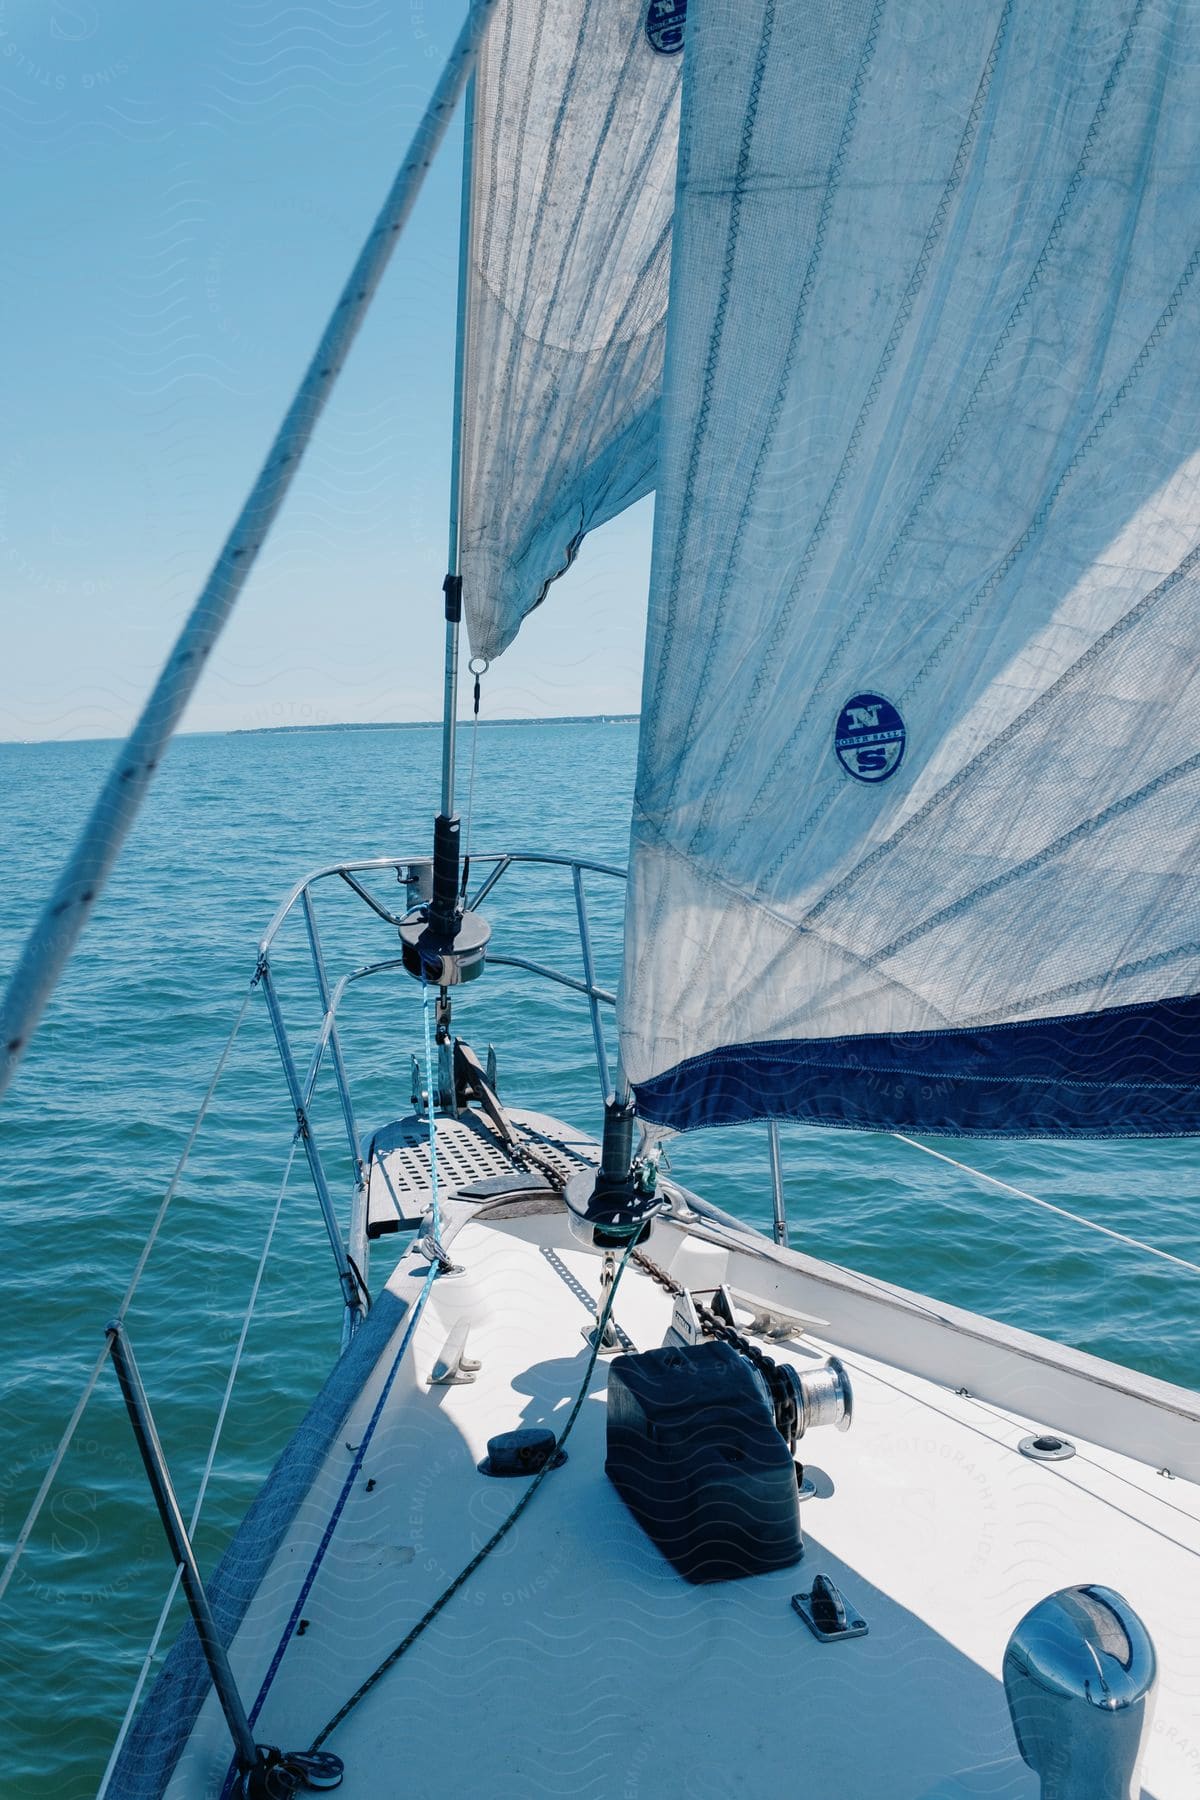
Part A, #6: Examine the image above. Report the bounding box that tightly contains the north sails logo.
[834,692,906,783]
[646,0,686,54]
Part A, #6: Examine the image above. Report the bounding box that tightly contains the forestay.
[622,0,1200,1137]
[458,0,682,664]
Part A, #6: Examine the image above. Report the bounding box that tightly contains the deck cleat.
[791,1575,868,1643]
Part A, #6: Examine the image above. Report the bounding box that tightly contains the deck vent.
[1019,1432,1076,1463]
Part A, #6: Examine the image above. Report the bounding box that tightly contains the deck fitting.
[792,1575,868,1642]
[1019,1432,1076,1462]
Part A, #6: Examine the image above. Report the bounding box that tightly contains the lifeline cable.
[96,1134,299,1798]
[891,1132,1200,1277]
[0,982,256,1607]
[308,1235,638,1753]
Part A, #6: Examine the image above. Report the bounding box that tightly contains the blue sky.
[0,0,653,741]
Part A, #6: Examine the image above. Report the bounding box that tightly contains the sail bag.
[458,0,682,664]
[622,0,1200,1136]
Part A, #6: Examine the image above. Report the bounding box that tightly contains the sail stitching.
[628,539,1200,1065]
[674,0,890,836]
[960,943,1200,1028]
[643,1026,1199,1092]
[540,29,646,342]
[464,1,678,660]
[491,0,597,484]
[722,0,1147,867]
[507,83,679,536]
[799,537,1200,926]
[476,0,514,286]
[688,0,1001,849]
[641,0,778,770]
[629,0,782,998]
[626,816,954,1041]
[813,750,1200,984]
[630,0,1001,1004]
[491,0,549,308]
[900,21,1191,703]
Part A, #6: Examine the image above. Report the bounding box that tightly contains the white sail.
[622,0,1200,1137]
[458,0,682,664]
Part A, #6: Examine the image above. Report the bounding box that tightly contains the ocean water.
[0,720,1196,1798]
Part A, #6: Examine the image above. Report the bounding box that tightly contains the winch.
[606,1332,852,1583]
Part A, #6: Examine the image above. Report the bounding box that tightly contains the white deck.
[159,1172,1200,1800]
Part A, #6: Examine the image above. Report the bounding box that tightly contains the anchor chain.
[633,1249,801,1451]
[508,1135,569,1191]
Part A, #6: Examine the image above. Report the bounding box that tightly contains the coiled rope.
[0,982,256,1608]
[891,1132,1200,1277]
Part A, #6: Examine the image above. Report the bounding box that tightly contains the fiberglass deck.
[133,1159,1200,1800]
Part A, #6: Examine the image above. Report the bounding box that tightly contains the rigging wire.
[309,1235,638,1754]
[891,1132,1200,1277]
[95,1135,299,1799]
[0,983,256,1608]
[0,0,500,1105]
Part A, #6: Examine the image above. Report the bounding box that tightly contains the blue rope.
[218,980,448,1792]
[217,1258,439,1797]
[307,1235,639,1753]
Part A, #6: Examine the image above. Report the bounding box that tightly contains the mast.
[401,62,489,999]
[427,74,476,951]
[441,72,476,824]
[404,67,489,1035]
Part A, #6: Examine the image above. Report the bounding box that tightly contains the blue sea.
[0,721,1196,1798]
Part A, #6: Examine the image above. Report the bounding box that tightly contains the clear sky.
[0,0,654,741]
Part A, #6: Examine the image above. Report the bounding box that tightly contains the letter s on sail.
[646,0,686,55]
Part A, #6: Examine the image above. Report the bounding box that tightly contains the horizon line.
[0,712,641,748]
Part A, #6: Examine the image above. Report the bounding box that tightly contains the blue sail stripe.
[634,993,1200,1139]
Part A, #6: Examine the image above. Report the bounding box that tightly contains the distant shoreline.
[0,714,640,747]
[229,714,639,735]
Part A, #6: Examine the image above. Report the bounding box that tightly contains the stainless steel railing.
[256,851,629,1342]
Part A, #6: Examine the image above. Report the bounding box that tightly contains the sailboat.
[3,0,1200,1794]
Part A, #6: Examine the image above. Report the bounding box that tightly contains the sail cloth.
[622,0,1200,1138]
[458,0,682,664]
